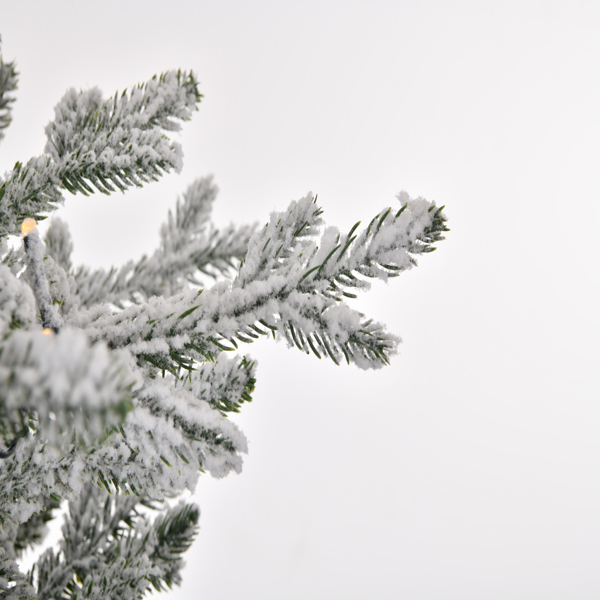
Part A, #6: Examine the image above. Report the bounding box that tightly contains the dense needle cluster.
[0,38,447,599]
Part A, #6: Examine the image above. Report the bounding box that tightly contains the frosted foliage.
[44,217,73,272]
[67,176,254,312]
[0,184,443,547]
[0,156,63,239]
[0,239,25,277]
[134,381,248,478]
[22,231,63,333]
[22,253,72,308]
[0,328,248,522]
[41,255,73,306]
[190,353,256,413]
[0,380,245,525]
[0,328,135,446]
[0,43,447,599]
[0,49,18,144]
[0,547,36,600]
[0,521,18,563]
[0,265,36,336]
[68,192,445,371]
[0,495,59,562]
[35,484,198,600]
[44,70,199,187]
[0,70,200,239]
[158,176,255,285]
[161,177,217,250]
[236,193,324,288]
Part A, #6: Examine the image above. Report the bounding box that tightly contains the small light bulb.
[42,328,52,335]
[21,218,38,238]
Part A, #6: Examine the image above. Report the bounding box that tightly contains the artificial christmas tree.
[0,39,447,598]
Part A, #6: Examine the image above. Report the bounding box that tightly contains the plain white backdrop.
[1,1,599,598]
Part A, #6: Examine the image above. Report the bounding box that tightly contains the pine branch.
[0,328,135,451]
[61,177,255,311]
[0,516,19,562]
[44,217,73,273]
[44,70,201,196]
[22,221,64,333]
[254,190,449,298]
[147,501,199,591]
[13,496,61,558]
[0,370,247,525]
[0,71,201,239]
[0,240,25,275]
[67,192,445,371]
[190,353,256,414]
[0,52,18,143]
[133,379,248,479]
[278,299,400,368]
[0,264,36,337]
[36,483,143,600]
[161,176,217,252]
[0,156,64,240]
[35,484,199,600]
[159,176,256,283]
[0,47,450,600]
[0,267,246,520]
[0,547,35,600]
[12,191,443,521]
[0,494,60,571]
[234,193,324,289]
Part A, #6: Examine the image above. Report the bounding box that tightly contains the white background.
[1,1,599,598]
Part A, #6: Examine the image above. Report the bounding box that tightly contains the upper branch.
[0,71,202,239]
[44,70,201,195]
[67,192,447,371]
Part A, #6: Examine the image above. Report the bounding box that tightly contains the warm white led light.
[21,218,38,238]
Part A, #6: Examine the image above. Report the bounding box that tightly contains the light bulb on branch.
[20,218,38,238]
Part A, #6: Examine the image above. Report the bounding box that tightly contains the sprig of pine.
[61,177,255,311]
[0,50,18,142]
[35,484,199,600]
[0,70,202,239]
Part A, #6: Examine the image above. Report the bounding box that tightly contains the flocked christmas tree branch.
[67,192,446,373]
[59,176,255,311]
[34,484,199,600]
[0,38,448,599]
[0,69,200,239]
[0,40,18,144]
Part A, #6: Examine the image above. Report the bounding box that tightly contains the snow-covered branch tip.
[44,69,201,196]
[0,70,202,239]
